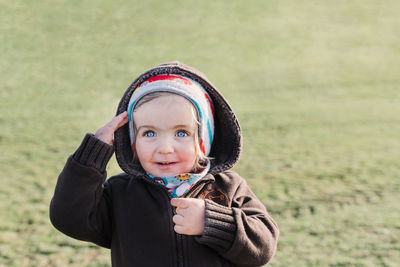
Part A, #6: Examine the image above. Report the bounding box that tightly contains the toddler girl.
[50,61,279,266]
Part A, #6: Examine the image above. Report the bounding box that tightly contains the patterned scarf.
[147,163,210,198]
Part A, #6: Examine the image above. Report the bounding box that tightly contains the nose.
[157,136,174,154]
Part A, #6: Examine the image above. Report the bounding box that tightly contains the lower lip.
[156,163,178,169]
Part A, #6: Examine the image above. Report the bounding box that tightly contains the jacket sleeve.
[196,175,279,266]
[49,133,114,248]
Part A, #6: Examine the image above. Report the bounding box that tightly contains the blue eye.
[176,130,188,137]
[144,131,155,137]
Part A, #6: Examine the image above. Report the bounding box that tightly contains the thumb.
[171,198,189,209]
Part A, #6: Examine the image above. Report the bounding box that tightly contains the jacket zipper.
[138,177,181,266]
[173,179,211,267]
[140,175,213,267]
[176,179,213,267]
[176,233,184,267]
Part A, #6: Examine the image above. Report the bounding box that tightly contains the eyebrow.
[136,124,195,132]
[136,125,155,132]
[173,124,196,129]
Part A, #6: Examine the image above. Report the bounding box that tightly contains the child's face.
[133,94,198,177]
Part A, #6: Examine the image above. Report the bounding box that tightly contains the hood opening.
[114,61,242,177]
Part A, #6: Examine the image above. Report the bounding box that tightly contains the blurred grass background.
[1,0,399,266]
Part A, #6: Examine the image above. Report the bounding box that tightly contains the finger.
[115,111,129,129]
[171,198,189,209]
[172,214,185,225]
[174,224,185,234]
[108,112,128,130]
[175,207,188,216]
[175,207,190,218]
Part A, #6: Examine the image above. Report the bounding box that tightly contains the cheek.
[181,142,197,162]
[134,141,151,162]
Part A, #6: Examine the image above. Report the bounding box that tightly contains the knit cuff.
[196,199,237,253]
[72,133,114,173]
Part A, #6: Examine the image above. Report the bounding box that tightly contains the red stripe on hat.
[200,139,205,154]
[204,93,214,116]
[140,75,192,86]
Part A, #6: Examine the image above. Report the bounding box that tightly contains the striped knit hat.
[127,74,215,159]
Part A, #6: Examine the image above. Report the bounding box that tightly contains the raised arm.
[49,112,128,247]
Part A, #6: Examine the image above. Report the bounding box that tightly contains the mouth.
[157,162,177,166]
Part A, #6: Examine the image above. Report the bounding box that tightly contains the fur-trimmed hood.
[114,61,242,177]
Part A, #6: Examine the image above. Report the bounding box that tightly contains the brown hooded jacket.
[50,62,279,267]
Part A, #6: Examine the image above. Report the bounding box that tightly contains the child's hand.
[94,111,129,145]
[171,198,205,236]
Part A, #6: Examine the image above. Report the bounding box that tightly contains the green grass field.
[1,0,399,266]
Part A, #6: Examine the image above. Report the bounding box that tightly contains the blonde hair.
[133,92,210,173]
